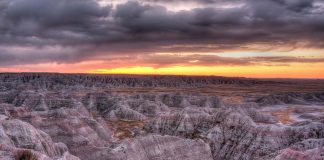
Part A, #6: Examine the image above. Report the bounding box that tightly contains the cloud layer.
[0,0,324,67]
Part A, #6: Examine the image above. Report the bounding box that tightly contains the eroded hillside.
[0,73,324,160]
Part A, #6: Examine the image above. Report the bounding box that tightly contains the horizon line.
[1,72,324,80]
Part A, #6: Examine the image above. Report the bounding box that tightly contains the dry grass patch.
[107,120,146,140]
[271,107,295,125]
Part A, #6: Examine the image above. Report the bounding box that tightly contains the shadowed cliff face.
[0,73,324,160]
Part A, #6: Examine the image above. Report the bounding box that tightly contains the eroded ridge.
[0,73,324,160]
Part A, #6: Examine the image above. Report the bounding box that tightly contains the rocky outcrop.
[21,108,113,160]
[109,135,213,160]
[275,147,324,160]
[0,118,79,160]
[158,93,224,108]
[146,107,221,138]
[256,92,324,106]
[0,73,272,88]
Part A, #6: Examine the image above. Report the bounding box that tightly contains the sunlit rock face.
[0,73,324,160]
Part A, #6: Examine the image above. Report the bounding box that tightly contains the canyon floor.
[0,73,324,160]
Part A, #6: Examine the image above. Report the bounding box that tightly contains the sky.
[0,0,324,78]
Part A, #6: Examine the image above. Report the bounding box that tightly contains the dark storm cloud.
[0,0,324,66]
[143,0,239,4]
[134,54,324,67]
[0,46,88,66]
[5,0,109,27]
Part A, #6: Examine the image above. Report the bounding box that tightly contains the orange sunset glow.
[1,61,323,79]
[92,64,324,79]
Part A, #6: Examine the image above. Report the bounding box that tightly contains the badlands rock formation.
[0,73,324,160]
[256,92,324,106]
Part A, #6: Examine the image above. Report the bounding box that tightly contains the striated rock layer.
[0,73,324,160]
